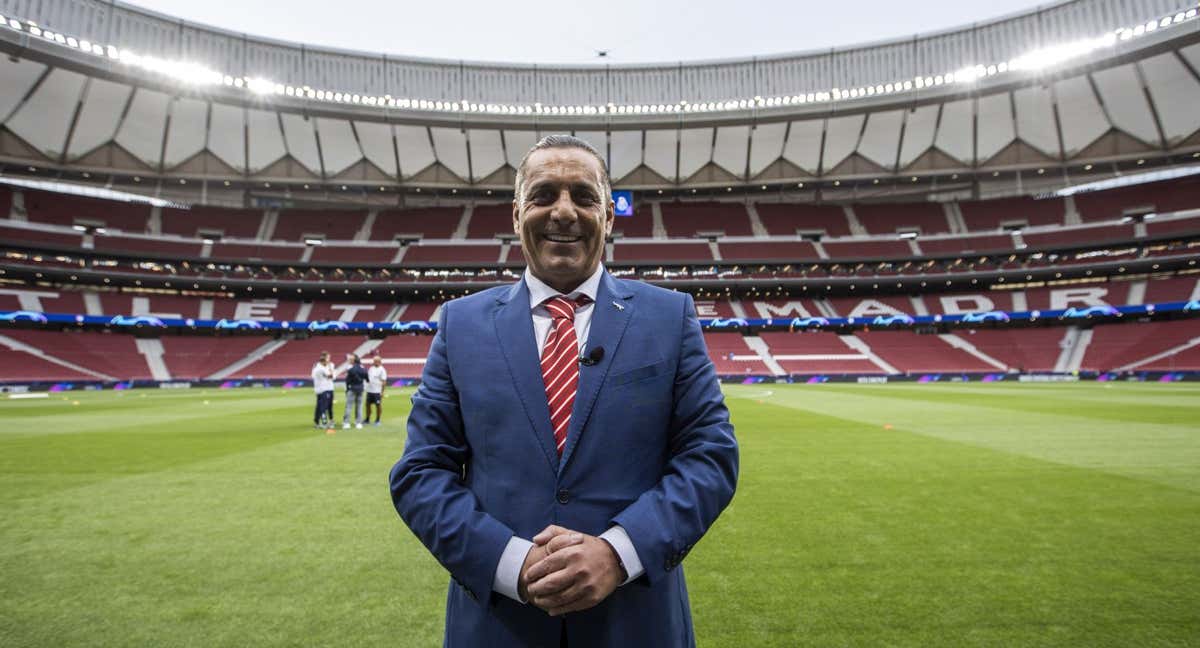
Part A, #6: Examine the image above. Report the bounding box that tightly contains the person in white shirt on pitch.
[311,351,335,428]
[365,354,388,426]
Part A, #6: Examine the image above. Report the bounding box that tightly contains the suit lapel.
[559,273,634,474]
[493,281,559,476]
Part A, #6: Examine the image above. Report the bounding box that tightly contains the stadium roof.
[0,0,1198,196]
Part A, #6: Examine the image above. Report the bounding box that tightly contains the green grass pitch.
[2,382,1199,646]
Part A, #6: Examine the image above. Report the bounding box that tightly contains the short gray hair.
[514,134,611,204]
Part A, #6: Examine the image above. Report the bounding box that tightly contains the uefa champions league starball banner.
[1,300,1197,333]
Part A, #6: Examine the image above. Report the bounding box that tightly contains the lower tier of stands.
[1,319,1196,383]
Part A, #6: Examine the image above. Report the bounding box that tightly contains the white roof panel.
[976,93,1016,161]
[1140,53,1200,144]
[6,68,86,158]
[782,119,822,173]
[315,118,361,176]
[113,88,170,167]
[934,99,973,163]
[898,104,939,167]
[712,125,750,178]
[163,98,208,168]
[1091,65,1159,146]
[1053,76,1109,157]
[643,129,678,181]
[748,121,787,176]
[280,113,322,175]
[856,110,903,169]
[572,131,607,164]
[429,127,470,180]
[678,128,712,180]
[503,130,539,170]
[353,121,397,177]
[66,79,131,160]
[1013,86,1060,158]
[0,57,48,121]
[395,125,435,178]
[246,109,285,172]
[821,114,864,171]
[207,103,246,172]
[468,128,505,180]
[608,130,642,182]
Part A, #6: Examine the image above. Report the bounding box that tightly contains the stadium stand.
[958,196,1066,231]
[855,331,996,373]
[403,243,502,264]
[954,328,1067,373]
[1081,320,1200,372]
[1022,223,1137,248]
[0,289,88,314]
[229,336,366,379]
[1146,214,1200,238]
[718,241,819,262]
[160,336,274,380]
[373,335,435,378]
[309,244,397,265]
[161,206,264,239]
[758,331,880,375]
[2,329,152,379]
[209,241,305,262]
[372,207,463,241]
[1073,176,1200,223]
[92,234,204,258]
[821,239,912,260]
[917,234,1016,256]
[1143,276,1200,303]
[272,209,365,242]
[610,208,656,238]
[756,203,851,237]
[613,242,713,262]
[0,222,82,249]
[660,202,754,237]
[467,204,516,239]
[0,347,97,382]
[703,333,768,375]
[22,190,150,233]
[855,203,950,235]
[0,184,11,219]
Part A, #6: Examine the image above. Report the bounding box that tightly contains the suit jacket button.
[556,489,570,505]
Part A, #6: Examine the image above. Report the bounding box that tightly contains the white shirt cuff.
[492,536,535,603]
[599,526,645,585]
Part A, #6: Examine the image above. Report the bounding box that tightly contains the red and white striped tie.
[540,295,589,457]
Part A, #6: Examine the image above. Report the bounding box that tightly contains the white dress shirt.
[492,264,646,603]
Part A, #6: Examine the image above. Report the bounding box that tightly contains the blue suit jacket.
[390,272,738,648]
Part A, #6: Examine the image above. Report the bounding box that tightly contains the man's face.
[373,357,381,367]
[513,147,614,293]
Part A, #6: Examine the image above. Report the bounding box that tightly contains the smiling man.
[390,135,738,648]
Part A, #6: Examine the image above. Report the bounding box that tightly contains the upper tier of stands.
[755,203,850,237]
[661,202,754,237]
[162,206,263,239]
[855,203,949,235]
[3,177,1199,268]
[959,196,1066,230]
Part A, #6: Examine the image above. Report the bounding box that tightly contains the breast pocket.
[608,359,668,389]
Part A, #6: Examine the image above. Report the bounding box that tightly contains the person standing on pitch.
[342,353,369,429]
[365,353,388,426]
[390,135,738,647]
[311,351,335,429]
